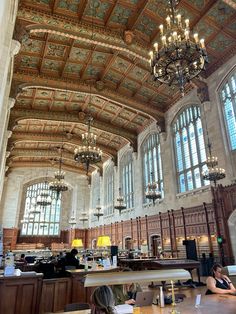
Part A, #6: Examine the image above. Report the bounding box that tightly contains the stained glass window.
[220,71,236,150]
[21,182,61,236]
[120,152,134,209]
[142,133,164,203]
[104,164,114,216]
[173,105,207,193]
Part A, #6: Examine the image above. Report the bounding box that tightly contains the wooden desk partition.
[0,274,43,314]
[39,277,71,314]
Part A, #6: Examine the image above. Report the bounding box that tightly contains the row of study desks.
[52,295,236,314]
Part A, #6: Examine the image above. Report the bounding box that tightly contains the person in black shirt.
[206,263,236,295]
[58,249,80,270]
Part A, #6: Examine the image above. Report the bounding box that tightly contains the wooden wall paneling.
[203,202,213,253]
[167,210,173,257]
[159,212,164,250]
[145,215,149,248]
[0,275,43,314]
[171,209,178,258]
[181,207,187,240]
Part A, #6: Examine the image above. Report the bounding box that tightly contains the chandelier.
[79,212,89,224]
[29,202,41,215]
[145,172,161,204]
[74,115,102,175]
[149,0,208,93]
[37,187,52,207]
[94,198,104,221]
[114,188,126,215]
[69,210,77,227]
[202,141,226,186]
[49,148,68,198]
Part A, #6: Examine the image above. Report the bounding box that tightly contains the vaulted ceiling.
[7,0,236,176]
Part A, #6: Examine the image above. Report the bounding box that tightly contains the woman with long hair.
[91,285,116,314]
[206,263,236,295]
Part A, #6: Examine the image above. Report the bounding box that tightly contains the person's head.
[91,285,115,314]
[70,249,78,256]
[20,253,25,259]
[211,263,223,279]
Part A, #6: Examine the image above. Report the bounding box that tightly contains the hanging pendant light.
[149,0,208,94]
[114,187,126,215]
[49,146,68,198]
[69,210,77,228]
[94,198,104,221]
[74,115,102,175]
[145,172,161,204]
[37,183,52,207]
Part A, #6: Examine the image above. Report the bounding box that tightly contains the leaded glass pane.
[21,182,61,236]
[220,72,236,150]
[120,152,134,209]
[142,133,164,202]
[104,165,114,216]
[173,105,207,193]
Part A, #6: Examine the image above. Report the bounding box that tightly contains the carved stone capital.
[7,130,13,139]
[5,151,11,158]
[197,85,210,103]
[8,98,16,110]
[160,132,167,142]
[10,40,21,56]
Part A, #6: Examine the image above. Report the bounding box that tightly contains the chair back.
[64,303,90,312]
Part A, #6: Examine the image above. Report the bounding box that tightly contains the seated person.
[112,282,142,305]
[58,249,80,270]
[91,285,116,314]
[206,263,236,295]
[19,253,27,265]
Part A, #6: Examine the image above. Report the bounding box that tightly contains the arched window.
[120,151,134,209]
[21,181,61,236]
[104,164,114,216]
[142,133,164,203]
[173,105,207,193]
[219,71,236,150]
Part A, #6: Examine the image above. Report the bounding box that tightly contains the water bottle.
[159,286,165,308]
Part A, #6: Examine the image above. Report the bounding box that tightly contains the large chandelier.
[49,149,68,198]
[202,141,226,186]
[94,198,104,221]
[145,172,161,204]
[74,115,102,174]
[149,0,208,93]
[114,188,126,215]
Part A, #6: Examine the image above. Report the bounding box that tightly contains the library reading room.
[0,0,236,313]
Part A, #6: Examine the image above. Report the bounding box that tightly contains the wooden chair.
[64,302,90,312]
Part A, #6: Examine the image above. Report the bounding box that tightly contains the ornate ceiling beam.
[12,72,164,122]
[8,108,136,146]
[8,160,93,177]
[17,6,148,61]
[9,131,117,160]
[9,148,103,172]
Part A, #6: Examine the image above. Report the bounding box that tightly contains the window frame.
[103,164,114,216]
[21,181,61,236]
[141,132,164,203]
[120,151,134,209]
[172,105,208,193]
[219,70,236,152]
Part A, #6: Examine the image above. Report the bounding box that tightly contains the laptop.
[135,291,154,307]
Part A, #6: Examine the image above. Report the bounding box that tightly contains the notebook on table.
[135,291,154,307]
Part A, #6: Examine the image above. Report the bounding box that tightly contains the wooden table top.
[54,295,236,314]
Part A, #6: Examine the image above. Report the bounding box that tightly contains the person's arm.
[206,277,235,294]
[221,275,236,291]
